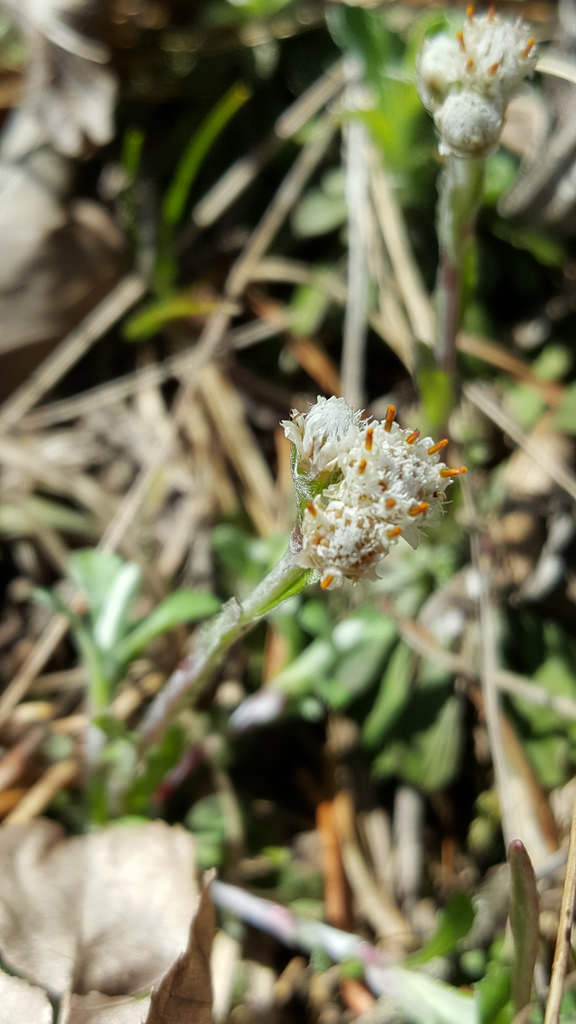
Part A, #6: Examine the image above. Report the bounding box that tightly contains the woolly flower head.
[283,397,466,589]
[417,5,537,157]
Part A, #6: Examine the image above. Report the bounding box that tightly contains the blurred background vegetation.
[2,0,576,1020]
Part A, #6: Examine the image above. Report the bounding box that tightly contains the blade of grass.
[162,83,251,229]
[543,802,576,1024]
[508,839,539,1016]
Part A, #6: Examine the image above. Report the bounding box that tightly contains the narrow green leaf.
[162,83,251,228]
[118,590,221,665]
[123,295,226,341]
[407,892,475,965]
[508,839,539,1016]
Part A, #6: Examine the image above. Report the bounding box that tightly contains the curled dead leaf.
[0,819,200,997]
[0,967,52,1024]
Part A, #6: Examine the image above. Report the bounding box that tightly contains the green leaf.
[118,590,221,664]
[318,611,397,710]
[254,568,313,616]
[508,839,539,1016]
[271,639,335,699]
[416,343,456,432]
[123,295,226,341]
[288,282,331,337]
[373,689,463,791]
[292,187,347,239]
[407,892,475,966]
[362,642,413,748]
[69,551,134,623]
[554,382,576,434]
[388,966,476,1024]
[93,562,142,655]
[492,222,565,268]
[162,82,251,228]
[475,958,512,1024]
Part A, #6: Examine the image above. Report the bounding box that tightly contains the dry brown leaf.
[2,0,116,158]
[64,991,151,1024]
[0,819,199,997]
[0,967,52,1024]
[145,881,215,1024]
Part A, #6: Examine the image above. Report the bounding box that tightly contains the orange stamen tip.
[406,429,420,445]
[306,501,317,516]
[489,61,500,75]
[522,37,535,59]
[387,526,402,539]
[409,502,430,517]
[365,426,374,451]
[466,57,475,71]
[320,575,334,590]
[358,458,367,475]
[466,4,475,19]
[386,497,396,509]
[456,30,466,51]
[384,405,396,432]
[487,5,495,20]
[439,466,468,478]
[427,438,449,456]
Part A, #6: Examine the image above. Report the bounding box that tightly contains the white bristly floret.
[417,10,537,157]
[283,397,465,588]
[281,395,363,477]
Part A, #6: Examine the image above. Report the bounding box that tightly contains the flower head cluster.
[282,396,466,589]
[417,5,538,157]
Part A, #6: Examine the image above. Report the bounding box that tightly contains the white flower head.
[417,6,537,157]
[283,397,466,589]
[281,395,363,478]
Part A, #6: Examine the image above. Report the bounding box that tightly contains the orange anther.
[406,429,420,445]
[384,405,396,432]
[409,502,430,517]
[386,497,396,509]
[489,61,500,75]
[439,466,468,478]
[521,37,535,59]
[466,57,475,71]
[456,31,466,51]
[365,426,374,451]
[306,501,317,516]
[487,5,495,21]
[358,458,367,475]
[387,526,402,539]
[320,575,334,590]
[427,438,449,456]
[466,4,475,19]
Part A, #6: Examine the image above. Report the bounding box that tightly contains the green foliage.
[292,169,347,238]
[38,550,220,707]
[407,892,475,966]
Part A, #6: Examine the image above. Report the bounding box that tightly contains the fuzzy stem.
[137,548,310,751]
[435,155,484,375]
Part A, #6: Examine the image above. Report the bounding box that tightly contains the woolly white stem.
[137,548,310,751]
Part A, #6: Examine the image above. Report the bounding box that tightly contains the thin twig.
[463,478,517,853]
[193,61,345,228]
[543,801,576,1024]
[465,382,576,504]
[341,57,370,408]
[0,275,145,431]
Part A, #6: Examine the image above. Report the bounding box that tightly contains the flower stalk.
[417,5,538,375]
[137,548,310,750]
[138,396,465,751]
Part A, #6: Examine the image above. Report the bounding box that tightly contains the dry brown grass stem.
[543,801,576,1023]
[0,275,145,432]
[465,382,576,503]
[370,150,434,350]
[193,61,345,228]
